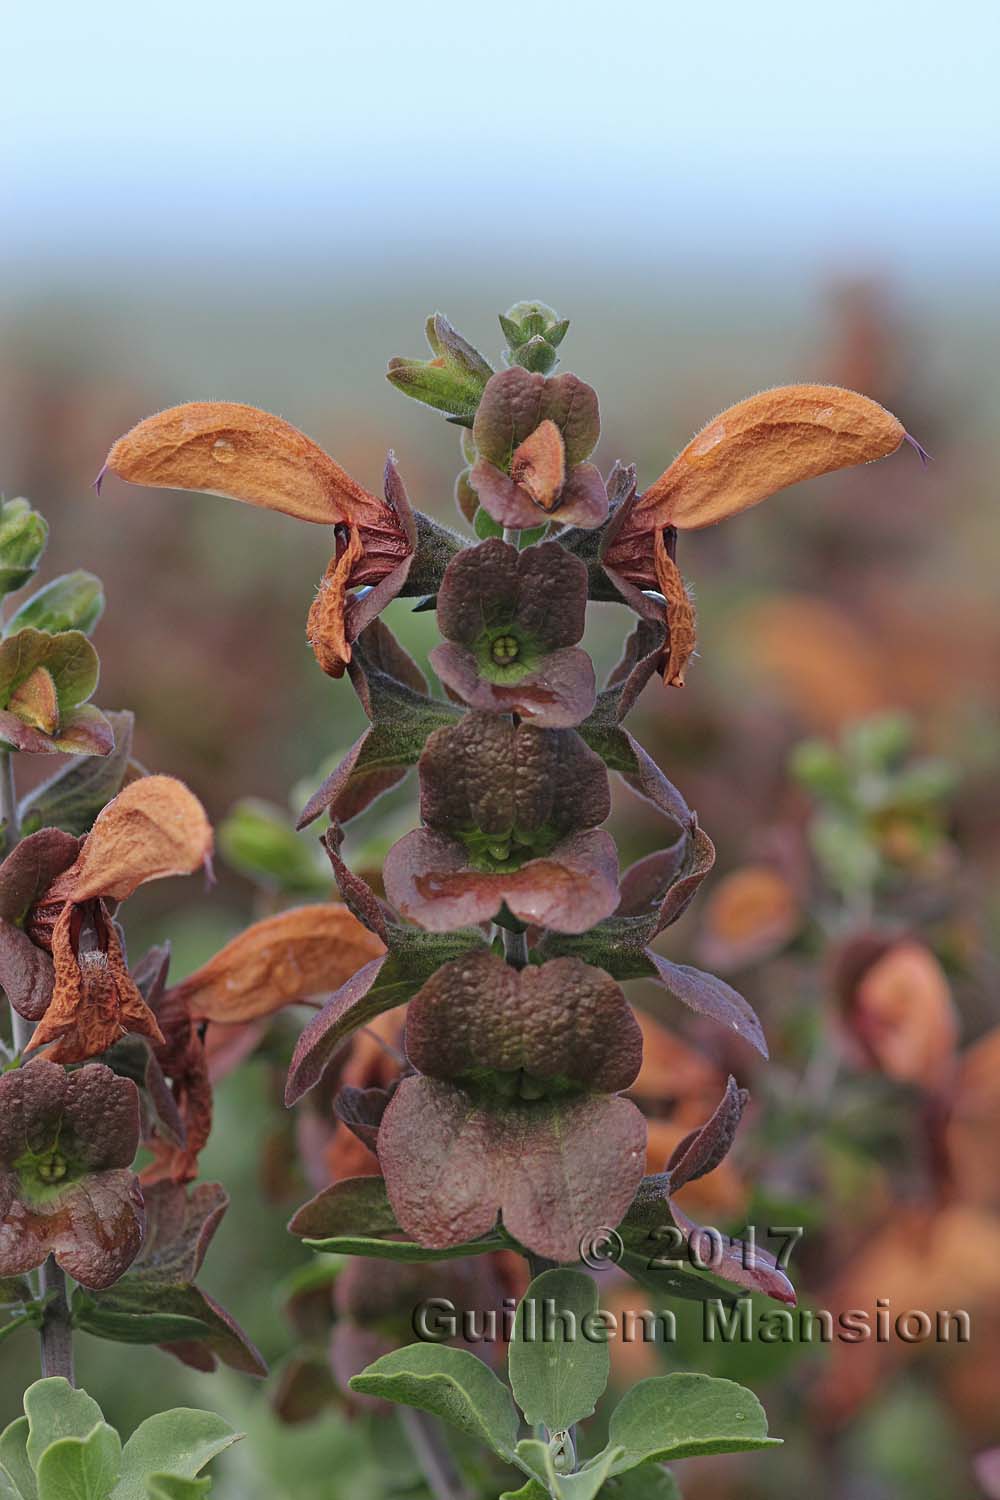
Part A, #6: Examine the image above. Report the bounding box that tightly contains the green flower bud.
[387,313,493,422]
[0,499,48,596]
[5,570,105,637]
[499,301,570,374]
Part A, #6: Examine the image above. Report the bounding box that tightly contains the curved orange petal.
[172,903,386,1024]
[306,528,365,678]
[639,384,905,530]
[103,401,385,527]
[50,775,213,903]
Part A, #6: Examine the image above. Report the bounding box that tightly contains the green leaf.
[349,1344,520,1460]
[145,1478,211,1499]
[0,1417,37,1500]
[110,1411,241,1500]
[6,572,105,638]
[556,1445,624,1500]
[303,1233,508,1262]
[23,1380,105,1470]
[500,1482,548,1500]
[71,1290,213,1345]
[515,1439,625,1500]
[473,506,504,540]
[18,710,133,836]
[602,1464,682,1499]
[0,500,47,596]
[509,1270,611,1433]
[218,799,329,895]
[607,1374,780,1473]
[35,1424,122,1500]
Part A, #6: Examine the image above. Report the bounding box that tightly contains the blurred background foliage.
[4,0,998,1495]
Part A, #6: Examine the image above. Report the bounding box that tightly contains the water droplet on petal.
[212,438,236,464]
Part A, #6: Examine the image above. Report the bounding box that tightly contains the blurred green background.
[3,0,998,1495]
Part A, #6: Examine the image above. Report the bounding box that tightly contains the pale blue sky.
[5,0,998,277]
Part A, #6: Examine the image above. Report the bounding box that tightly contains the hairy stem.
[39,1257,75,1384]
[400,1408,469,1500]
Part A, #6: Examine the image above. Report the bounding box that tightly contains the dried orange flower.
[601,385,911,689]
[27,776,213,1062]
[637,383,907,530]
[101,403,420,677]
[171,903,386,1025]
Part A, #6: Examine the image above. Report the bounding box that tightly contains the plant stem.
[1,752,74,1380]
[400,1408,469,1500]
[501,926,528,969]
[1,751,32,1056]
[39,1257,75,1384]
[1,748,19,848]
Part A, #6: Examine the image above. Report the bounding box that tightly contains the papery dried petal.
[306,528,365,678]
[30,904,165,1062]
[48,775,212,903]
[173,903,386,1024]
[653,532,697,687]
[104,402,385,526]
[639,384,906,530]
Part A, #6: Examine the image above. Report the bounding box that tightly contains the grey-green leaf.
[35,1424,122,1500]
[0,1417,36,1500]
[303,1233,508,1262]
[145,1477,211,1499]
[603,1464,682,1499]
[349,1343,520,1460]
[556,1445,624,1500]
[509,1270,611,1433]
[608,1374,780,1473]
[23,1381,105,1471]
[110,1410,240,1500]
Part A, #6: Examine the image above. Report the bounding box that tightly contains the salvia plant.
[0,302,917,1498]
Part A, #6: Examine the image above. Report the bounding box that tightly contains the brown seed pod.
[638,383,906,529]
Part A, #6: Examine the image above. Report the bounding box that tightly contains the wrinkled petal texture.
[405,951,643,1091]
[47,775,213,903]
[419,714,610,841]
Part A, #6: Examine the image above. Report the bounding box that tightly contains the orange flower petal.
[306,528,365,678]
[50,776,213,904]
[510,419,566,511]
[640,384,905,530]
[173,903,386,1024]
[653,531,697,687]
[104,402,385,527]
[850,939,958,1091]
[29,905,164,1062]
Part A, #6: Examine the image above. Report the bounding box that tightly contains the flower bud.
[386,313,493,421]
[499,301,569,375]
[5,569,105,637]
[0,499,48,596]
